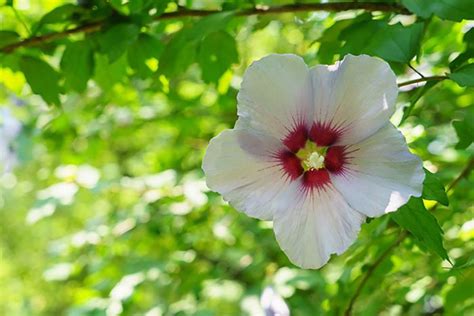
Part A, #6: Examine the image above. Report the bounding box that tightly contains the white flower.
[202,54,424,269]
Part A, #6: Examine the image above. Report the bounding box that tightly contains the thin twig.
[408,63,425,78]
[397,75,448,87]
[344,231,407,316]
[0,2,410,53]
[344,155,474,315]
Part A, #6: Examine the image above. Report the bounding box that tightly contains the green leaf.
[401,80,438,124]
[449,63,474,87]
[450,29,474,71]
[99,23,140,63]
[60,41,94,93]
[340,21,424,63]
[0,30,20,48]
[391,197,449,261]
[449,49,474,71]
[316,19,355,64]
[128,0,144,13]
[158,12,235,78]
[19,56,61,105]
[401,0,474,22]
[452,111,474,149]
[34,4,85,34]
[198,31,238,84]
[159,30,198,78]
[127,33,163,78]
[422,169,449,206]
[39,4,83,24]
[187,12,235,40]
[452,255,474,270]
[93,53,128,91]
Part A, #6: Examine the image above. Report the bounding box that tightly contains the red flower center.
[278,123,347,190]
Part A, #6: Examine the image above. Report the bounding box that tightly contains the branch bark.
[1,2,410,53]
[344,155,474,316]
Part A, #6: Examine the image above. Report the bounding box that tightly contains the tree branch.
[397,75,448,87]
[0,2,410,53]
[344,155,474,316]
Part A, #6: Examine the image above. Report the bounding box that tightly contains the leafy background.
[0,0,473,315]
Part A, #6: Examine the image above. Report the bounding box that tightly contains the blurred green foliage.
[0,0,473,315]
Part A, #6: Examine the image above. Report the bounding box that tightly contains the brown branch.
[344,155,474,316]
[397,75,448,87]
[1,2,410,53]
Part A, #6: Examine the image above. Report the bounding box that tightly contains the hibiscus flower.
[202,54,424,269]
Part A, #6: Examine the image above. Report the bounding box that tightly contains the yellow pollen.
[296,140,328,171]
[305,151,325,170]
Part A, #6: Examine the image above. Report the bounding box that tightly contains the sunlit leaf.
[93,53,128,90]
[127,33,163,78]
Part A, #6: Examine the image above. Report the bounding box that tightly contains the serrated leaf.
[60,41,94,92]
[340,21,424,63]
[401,0,474,22]
[449,63,474,87]
[198,31,238,84]
[127,33,163,78]
[99,23,140,63]
[422,169,449,206]
[19,56,61,105]
[391,197,449,261]
[453,111,474,149]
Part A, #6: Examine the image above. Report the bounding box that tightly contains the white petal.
[237,54,313,138]
[310,54,398,145]
[202,128,290,220]
[331,123,424,217]
[273,185,365,269]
